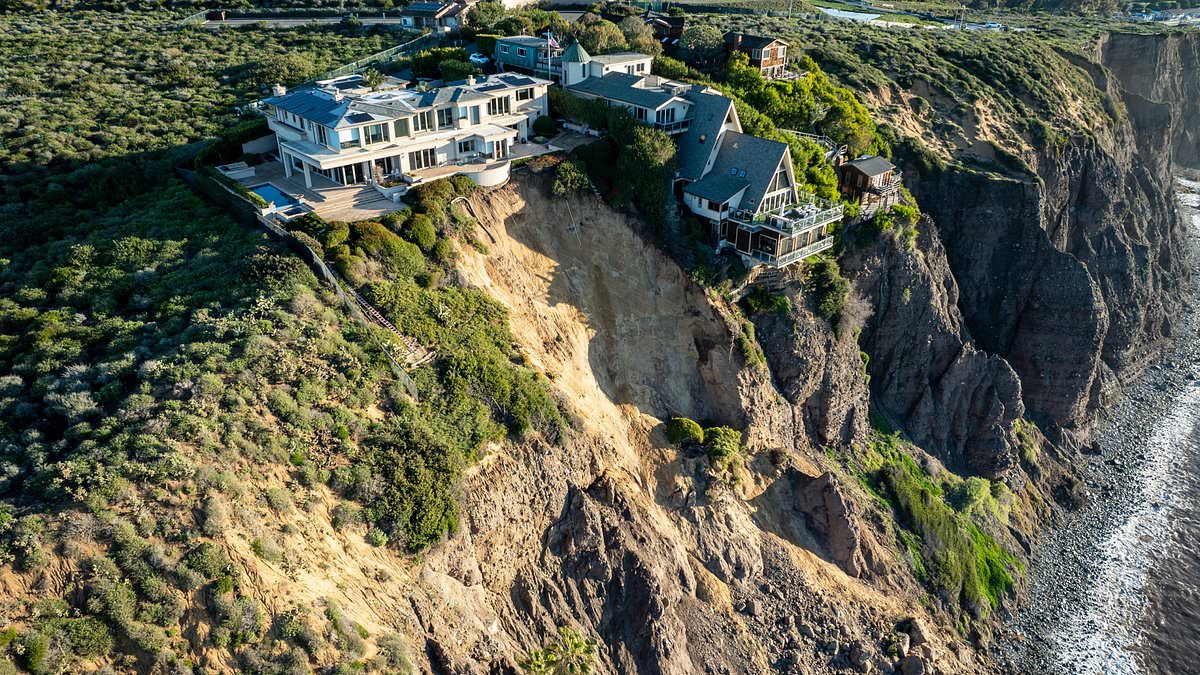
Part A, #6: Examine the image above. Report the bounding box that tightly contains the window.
[752,48,761,59]
[364,123,387,145]
[458,139,476,154]
[413,110,433,132]
[778,46,787,60]
[656,108,675,124]
[487,97,511,116]
[409,148,437,170]
[517,47,528,57]
[634,107,647,121]
[499,44,509,53]
[729,168,738,175]
[636,62,646,72]
[437,107,455,128]
[762,48,772,59]
[516,87,534,101]
[314,125,329,146]
[469,105,481,124]
[394,118,410,138]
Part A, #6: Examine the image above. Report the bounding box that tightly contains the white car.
[469,52,489,66]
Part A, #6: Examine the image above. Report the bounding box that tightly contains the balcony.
[730,194,844,235]
[869,172,904,197]
[653,118,691,134]
[746,236,835,268]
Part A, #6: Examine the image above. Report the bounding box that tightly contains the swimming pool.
[249,183,299,208]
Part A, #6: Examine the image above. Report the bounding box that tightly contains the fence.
[312,32,439,82]
[183,166,420,399]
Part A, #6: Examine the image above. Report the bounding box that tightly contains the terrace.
[730,194,844,235]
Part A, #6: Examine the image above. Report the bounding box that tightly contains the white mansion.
[263,73,551,189]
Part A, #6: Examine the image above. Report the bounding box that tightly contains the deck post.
[282,152,293,179]
[302,161,312,189]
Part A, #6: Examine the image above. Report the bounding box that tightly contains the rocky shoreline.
[999,174,1200,673]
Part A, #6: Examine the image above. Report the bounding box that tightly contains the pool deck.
[235,137,567,222]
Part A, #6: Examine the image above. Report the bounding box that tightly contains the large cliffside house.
[566,73,694,133]
[837,155,902,208]
[724,32,789,79]
[561,67,840,268]
[262,73,550,189]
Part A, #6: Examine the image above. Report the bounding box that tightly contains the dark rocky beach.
[1002,175,1200,674]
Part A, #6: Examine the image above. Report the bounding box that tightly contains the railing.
[869,172,904,197]
[312,31,438,82]
[747,236,835,268]
[730,195,844,235]
[653,118,691,134]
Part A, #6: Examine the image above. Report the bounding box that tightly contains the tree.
[578,20,627,54]
[806,257,850,322]
[652,56,690,80]
[679,25,723,66]
[618,16,660,54]
[440,59,480,82]
[361,68,385,90]
[468,1,505,30]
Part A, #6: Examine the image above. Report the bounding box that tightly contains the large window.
[437,107,455,128]
[516,87,534,101]
[394,118,410,138]
[487,97,511,116]
[458,139,476,154]
[409,148,437,170]
[364,123,388,145]
[656,108,675,124]
[413,110,434,132]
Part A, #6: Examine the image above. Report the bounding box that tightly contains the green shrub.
[551,161,589,196]
[532,115,557,137]
[805,257,850,323]
[703,427,744,473]
[184,542,232,581]
[365,529,388,547]
[665,417,704,447]
[404,214,437,252]
[740,287,791,318]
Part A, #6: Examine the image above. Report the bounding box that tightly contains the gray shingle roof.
[683,174,749,205]
[566,72,676,110]
[498,35,550,47]
[844,155,896,177]
[676,87,735,182]
[706,131,790,212]
[264,91,350,128]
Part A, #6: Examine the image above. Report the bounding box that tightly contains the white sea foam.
[1047,387,1200,674]
[1043,178,1200,674]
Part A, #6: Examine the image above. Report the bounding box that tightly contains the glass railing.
[653,119,691,134]
[730,193,843,234]
[747,236,835,267]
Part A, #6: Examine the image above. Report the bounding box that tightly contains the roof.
[589,52,652,66]
[401,2,451,17]
[561,41,590,64]
[843,155,895,176]
[567,72,678,110]
[676,87,736,182]
[498,35,551,47]
[723,32,788,50]
[265,90,352,128]
[683,174,749,205]
[705,131,790,212]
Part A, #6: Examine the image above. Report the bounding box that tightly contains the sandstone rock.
[906,618,929,647]
[794,471,867,577]
[894,631,912,658]
[900,654,926,675]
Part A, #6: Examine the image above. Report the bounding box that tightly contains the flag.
[547,35,561,49]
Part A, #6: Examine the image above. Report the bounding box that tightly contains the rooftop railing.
[730,193,844,234]
[653,118,691,134]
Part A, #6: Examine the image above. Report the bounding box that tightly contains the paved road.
[202,16,409,29]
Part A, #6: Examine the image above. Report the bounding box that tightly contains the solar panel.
[346,113,374,124]
[476,84,506,92]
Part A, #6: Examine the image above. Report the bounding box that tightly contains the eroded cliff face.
[886,35,1190,450]
[393,173,981,674]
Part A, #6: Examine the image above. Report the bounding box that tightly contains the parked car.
[469,52,490,67]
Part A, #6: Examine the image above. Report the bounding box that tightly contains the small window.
[729,168,737,175]
[516,87,534,101]
[739,169,747,177]
[499,45,509,53]
[517,47,528,57]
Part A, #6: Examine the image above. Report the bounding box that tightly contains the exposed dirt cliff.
[391,172,983,674]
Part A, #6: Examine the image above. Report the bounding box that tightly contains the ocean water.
[1005,176,1200,674]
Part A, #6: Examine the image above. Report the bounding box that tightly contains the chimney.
[467,74,476,86]
[272,83,287,97]
[333,90,344,102]
[733,34,742,50]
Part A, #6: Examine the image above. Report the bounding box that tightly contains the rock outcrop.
[793,471,868,578]
[843,216,1026,478]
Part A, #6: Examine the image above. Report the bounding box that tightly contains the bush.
[805,257,850,323]
[665,417,704,447]
[532,115,557,137]
[551,161,589,196]
[365,529,388,547]
[703,427,743,472]
[740,287,790,317]
[404,214,437,252]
